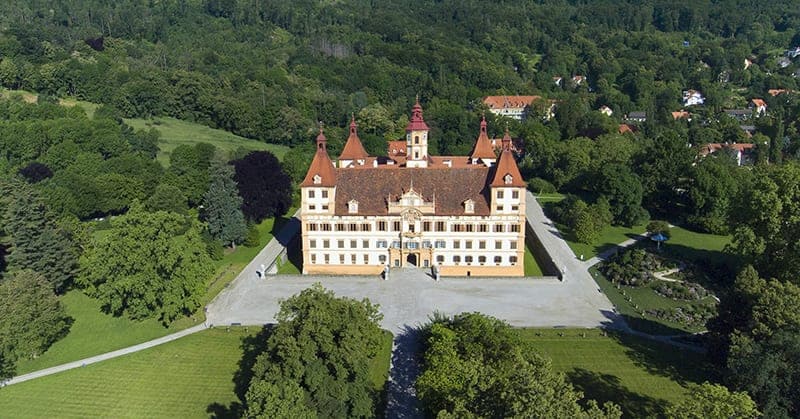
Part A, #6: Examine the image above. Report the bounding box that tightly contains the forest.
[0,0,799,416]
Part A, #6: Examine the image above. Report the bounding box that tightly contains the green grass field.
[520,328,715,418]
[524,244,544,276]
[14,291,188,375]
[124,117,290,165]
[0,327,394,418]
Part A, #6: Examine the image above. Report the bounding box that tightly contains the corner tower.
[405,98,430,168]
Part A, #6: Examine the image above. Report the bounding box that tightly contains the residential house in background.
[723,109,753,121]
[483,95,540,120]
[682,90,705,106]
[749,98,767,116]
[671,110,691,121]
[699,143,756,166]
[599,105,613,116]
[625,111,647,123]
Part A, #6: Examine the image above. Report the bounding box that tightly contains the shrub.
[646,220,671,238]
[653,280,710,300]
[601,248,663,286]
[244,224,260,247]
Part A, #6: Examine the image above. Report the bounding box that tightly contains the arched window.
[414,135,420,144]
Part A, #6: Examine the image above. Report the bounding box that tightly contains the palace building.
[299,101,527,276]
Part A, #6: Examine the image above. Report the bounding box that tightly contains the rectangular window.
[422,241,432,249]
[309,204,316,210]
[321,205,329,210]
[511,205,519,211]
[336,223,346,232]
[436,221,446,232]
[478,256,486,264]
[497,190,504,199]
[308,190,315,198]
[436,255,445,263]
[350,240,357,249]
[510,241,517,250]
[379,255,387,264]
[407,242,419,249]
[362,254,369,264]
[423,221,432,232]
[466,224,474,232]
[337,240,344,249]
[451,224,462,232]
[377,240,388,248]
[339,254,345,264]
[512,190,520,199]
[465,256,473,264]
[510,224,520,232]
[453,241,461,249]
[494,224,504,233]
[351,254,357,264]
[465,241,473,249]
[391,241,401,249]
[322,224,332,232]
[309,240,316,249]
[307,223,318,231]
[435,240,446,249]
[479,240,486,249]
[478,224,488,233]
[321,190,328,198]
[494,256,502,264]
[350,223,358,232]
[378,221,387,231]
[324,254,330,263]
[311,254,317,264]
[323,240,330,249]
[362,240,369,248]
[495,241,502,250]
[362,223,371,232]
[510,256,518,264]
[453,256,461,263]
[392,221,401,232]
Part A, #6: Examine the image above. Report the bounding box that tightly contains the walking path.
[2,324,206,387]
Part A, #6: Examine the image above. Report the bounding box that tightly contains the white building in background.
[300,102,527,276]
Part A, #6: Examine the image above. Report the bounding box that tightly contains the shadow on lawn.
[609,331,716,386]
[207,325,274,419]
[567,368,666,418]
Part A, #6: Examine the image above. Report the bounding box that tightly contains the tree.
[665,382,759,419]
[77,203,213,324]
[4,182,78,292]
[594,164,647,227]
[416,312,621,418]
[232,151,292,222]
[646,220,671,238]
[146,183,188,214]
[245,284,384,418]
[202,158,247,247]
[727,331,800,418]
[17,161,52,183]
[0,270,71,366]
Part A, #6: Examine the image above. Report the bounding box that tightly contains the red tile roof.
[339,117,369,161]
[300,129,337,187]
[334,167,491,216]
[671,110,690,120]
[469,116,496,159]
[482,95,541,110]
[491,131,525,187]
[618,124,636,134]
[750,98,767,108]
[405,99,429,131]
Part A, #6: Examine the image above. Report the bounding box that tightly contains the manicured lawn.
[0,327,395,418]
[0,328,252,418]
[524,244,544,276]
[14,291,188,375]
[660,226,732,265]
[123,116,290,165]
[520,328,715,418]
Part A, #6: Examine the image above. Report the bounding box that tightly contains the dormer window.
[348,200,359,214]
[504,174,513,185]
[464,199,475,214]
[313,174,322,185]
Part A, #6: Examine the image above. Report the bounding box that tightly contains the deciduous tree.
[232,151,292,222]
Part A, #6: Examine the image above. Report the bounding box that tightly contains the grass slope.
[520,328,714,418]
[0,327,394,418]
[124,117,289,165]
[0,328,250,418]
[14,291,186,375]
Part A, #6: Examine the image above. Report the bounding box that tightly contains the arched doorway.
[406,253,418,266]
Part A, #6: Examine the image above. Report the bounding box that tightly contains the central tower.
[405,98,430,168]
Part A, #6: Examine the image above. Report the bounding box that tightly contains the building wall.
[300,212,525,277]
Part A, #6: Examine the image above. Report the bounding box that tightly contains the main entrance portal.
[406,253,418,266]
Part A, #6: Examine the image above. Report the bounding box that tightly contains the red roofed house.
[749,98,767,116]
[699,143,756,166]
[671,110,691,121]
[483,95,541,120]
[300,101,526,276]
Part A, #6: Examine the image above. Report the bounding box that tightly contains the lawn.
[0,327,395,418]
[524,244,544,276]
[660,226,732,265]
[14,291,188,375]
[520,328,715,418]
[124,116,290,165]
